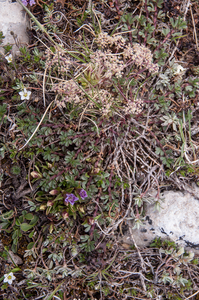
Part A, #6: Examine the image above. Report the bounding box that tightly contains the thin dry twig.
[190,4,199,51]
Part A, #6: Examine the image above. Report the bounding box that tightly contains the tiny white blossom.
[173,64,186,75]
[3,272,16,285]
[5,54,13,63]
[19,88,31,100]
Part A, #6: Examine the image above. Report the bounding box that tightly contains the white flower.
[5,54,13,63]
[3,272,16,285]
[19,88,31,100]
[173,64,186,75]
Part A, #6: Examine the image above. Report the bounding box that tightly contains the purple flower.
[29,0,36,5]
[65,193,79,205]
[22,0,28,5]
[21,0,36,6]
[79,189,88,200]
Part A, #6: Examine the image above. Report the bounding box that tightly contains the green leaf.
[84,225,91,232]
[10,267,21,272]
[185,85,192,92]
[28,200,36,207]
[27,242,35,250]
[13,237,18,245]
[54,194,64,201]
[12,230,18,239]
[162,28,170,36]
[25,213,34,220]
[155,147,164,156]
[29,215,39,226]
[80,235,90,242]
[0,222,9,229]
[20,223,34,232]
[0,104,7,121]
[19,216,24,223]
[29,230,34,238]
[1,210,14,220]
[12,244,17,253]
[15,218,21,226]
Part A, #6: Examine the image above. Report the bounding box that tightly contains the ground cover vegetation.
[0,0,199,299]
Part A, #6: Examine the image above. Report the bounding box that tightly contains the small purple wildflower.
[79,189,88,200]
[29,0,36,5]
[22,0,35,6]
[22,0,28,5]
[65,193,79,205]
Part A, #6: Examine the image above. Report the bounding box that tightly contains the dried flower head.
[87,89,114,114]
[95,31,126,50]
[62,211,69,219]
[123,43,159,74]
[45,47,72,74]
[53,79,83,108]
[124,98,143,115]
[90,50,125,80]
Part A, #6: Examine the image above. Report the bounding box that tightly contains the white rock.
[123,185,199,253]
[0,0,29,55]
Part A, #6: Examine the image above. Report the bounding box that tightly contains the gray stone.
[0,0,29,55]
[7,250,23,265]
[123,185,199,253]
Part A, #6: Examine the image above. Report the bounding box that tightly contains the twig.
[190,4,199,51]
[128,222,147,273]
[43,67,47,107]
[185,289,199,300]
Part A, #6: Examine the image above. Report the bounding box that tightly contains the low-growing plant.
[0,210,38,253]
